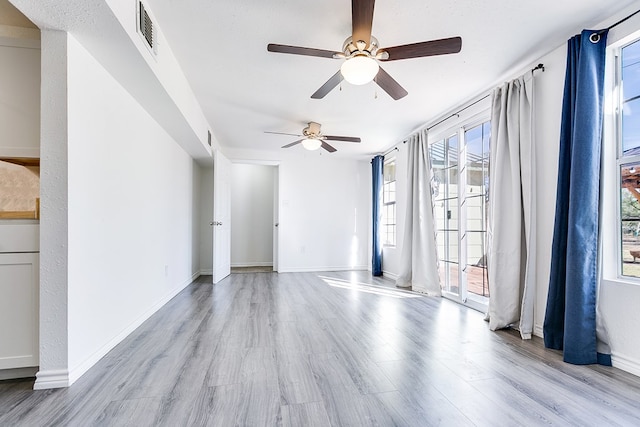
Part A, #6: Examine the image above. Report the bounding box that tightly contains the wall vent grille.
[138,2,154,51]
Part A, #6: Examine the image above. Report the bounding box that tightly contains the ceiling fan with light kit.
[267,0,462,100]
[265,122,361,153]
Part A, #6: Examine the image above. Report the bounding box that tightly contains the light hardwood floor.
[2,271,640,426]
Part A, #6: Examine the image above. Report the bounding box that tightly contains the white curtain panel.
[487,71,536,338]
[396,129,441,295]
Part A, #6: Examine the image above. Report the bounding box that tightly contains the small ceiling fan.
[265,122,361,153]
[267,0,462,100]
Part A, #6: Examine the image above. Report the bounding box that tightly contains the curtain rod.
[426,63,544,132]
[600,8,640,33]
[382,146,399,157]
[379,62,545,157]
[426,94,491,131]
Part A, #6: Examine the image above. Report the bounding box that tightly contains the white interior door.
[273,166,279,272]
[213,150,231,283]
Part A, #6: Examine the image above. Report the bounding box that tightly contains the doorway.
[230,163,279,272]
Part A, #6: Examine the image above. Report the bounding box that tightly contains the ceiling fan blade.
[381,37,462,61]
[267,44,339,59]
[311,71,344,99]
[324,135,361,143]
[352,0,375,46]
[374,67,408,100]
[265,131,302,137]
[321,141,337,153]
[282,139,304,148]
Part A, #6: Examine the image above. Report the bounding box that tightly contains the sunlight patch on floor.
[317,275,422,299]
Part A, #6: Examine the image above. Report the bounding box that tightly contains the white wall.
[530,46,565,338]
[230,164,275,267]
[223,148,369,272]
[42,34,200,385]
[199,166,214,274]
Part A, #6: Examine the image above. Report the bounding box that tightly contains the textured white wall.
[63,34,198,383]
[230,164,275,267]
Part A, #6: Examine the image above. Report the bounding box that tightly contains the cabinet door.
[0,252,39,369]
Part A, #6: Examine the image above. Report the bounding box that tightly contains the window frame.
[610,34,640,283]
[602,20,640,286]
[382,157,397,247]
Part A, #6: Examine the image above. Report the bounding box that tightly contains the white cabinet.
[0,252,39,370]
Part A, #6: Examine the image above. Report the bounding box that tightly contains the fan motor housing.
[303,121,322,137]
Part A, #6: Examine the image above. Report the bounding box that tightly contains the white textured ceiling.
[7,0,640,158]
[144,0,637,158]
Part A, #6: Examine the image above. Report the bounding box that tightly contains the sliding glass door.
[431,120,490,309]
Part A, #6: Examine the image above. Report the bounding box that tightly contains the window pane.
[622,40,640,154]
[447,135,459,166]
[621,162,640,277]
[483,121,491,157]
[465,124,484,160]
[441,262,459,295]
[467,265,489,297]
[434,200,446,230]
[433,167,445,201]
[622,98,640,154]
[466,231,486,267]
[443,230,458,263]
[466,195,485,232]
[384,161,396,182]
[431,140,445,168]
[447,166,459,197]
[447,198,459,230]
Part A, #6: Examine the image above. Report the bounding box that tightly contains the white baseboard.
[35,273,198,390]
[612,352,640,377]
[278,265,368,273]
[33,369,69,390]
[0,366,38,381]
[231,262,273,267]
[534,324,544,338]
[200,269,213,275]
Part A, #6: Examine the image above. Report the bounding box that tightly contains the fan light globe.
[302,138,322,151]
[340,55,379,85]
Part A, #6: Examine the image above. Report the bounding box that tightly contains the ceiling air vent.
[138,2,156,54]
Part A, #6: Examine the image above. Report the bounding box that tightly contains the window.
[382,158,396,246]
[618,38,640,278]
[431,119,491,306]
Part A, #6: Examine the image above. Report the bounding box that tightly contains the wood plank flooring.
[2,271,640,426]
